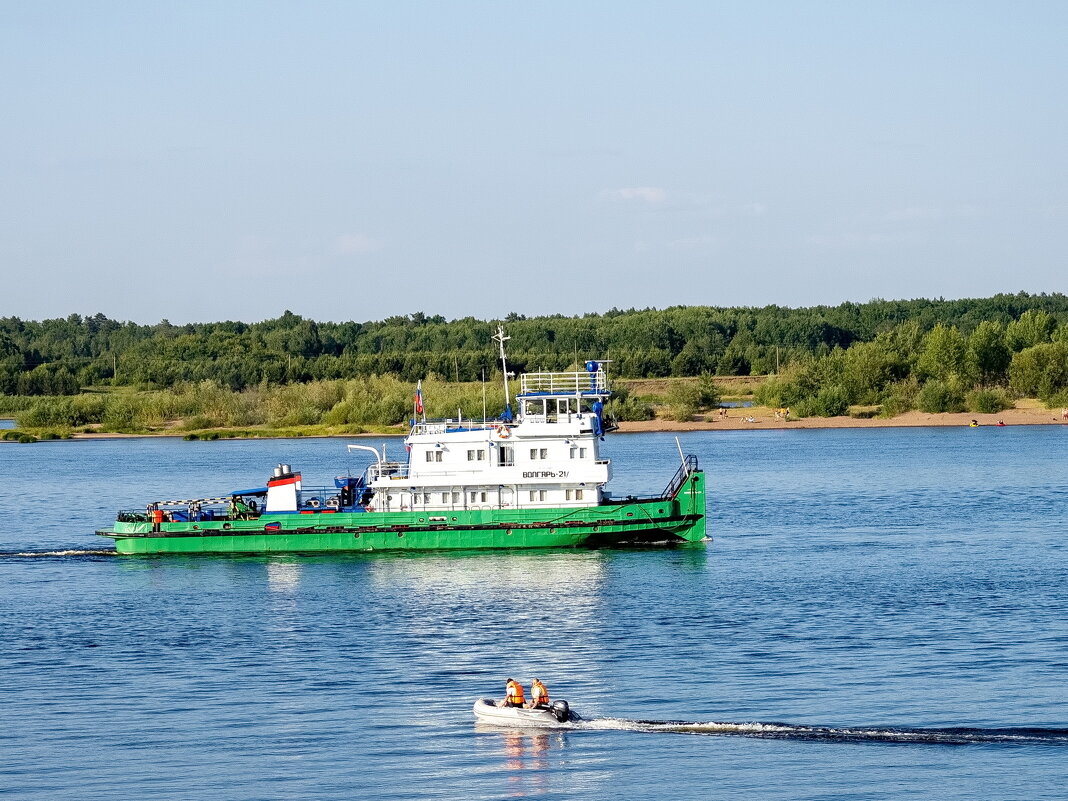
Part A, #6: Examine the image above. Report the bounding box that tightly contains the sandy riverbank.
[21,403,1068,440]
[617,403,1068,433]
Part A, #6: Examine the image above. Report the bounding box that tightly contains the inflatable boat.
[472,698,575,727]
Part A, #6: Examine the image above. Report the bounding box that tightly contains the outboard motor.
[549,700,570,723]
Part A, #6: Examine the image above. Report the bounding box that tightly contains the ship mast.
[492,324,513,421]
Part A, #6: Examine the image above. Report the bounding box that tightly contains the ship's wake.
[570,717,1068,746]
[0,549,116,558]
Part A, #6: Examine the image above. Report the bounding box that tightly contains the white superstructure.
[357,351,613,514]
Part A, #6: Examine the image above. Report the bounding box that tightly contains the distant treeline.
[3,293,1068,414]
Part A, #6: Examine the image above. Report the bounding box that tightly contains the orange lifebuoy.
[497,425,511,439]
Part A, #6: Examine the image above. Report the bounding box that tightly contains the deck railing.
[410,419,501,436]
[519,370,608,396]
[662,454,699,499]
[366,462,410,481]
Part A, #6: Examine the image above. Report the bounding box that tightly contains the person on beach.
[500,678,524,708]
[528,678,549,709]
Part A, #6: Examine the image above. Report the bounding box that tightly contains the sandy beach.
[10,400,1064,441]
[618,403,1068,433]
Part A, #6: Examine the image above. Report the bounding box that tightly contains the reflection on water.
[367,550,608,597]
[265,559,302,592]
[475,728,566,797]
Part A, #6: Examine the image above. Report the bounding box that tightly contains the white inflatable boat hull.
[472,698,574,728]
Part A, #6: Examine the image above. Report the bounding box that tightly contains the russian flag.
[415,380,423,415]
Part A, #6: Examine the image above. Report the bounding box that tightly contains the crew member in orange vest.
[499,678,524,708]
[528,678,549,709]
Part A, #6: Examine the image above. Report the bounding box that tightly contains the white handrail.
[347,444,383,465]
[520,371,608,395]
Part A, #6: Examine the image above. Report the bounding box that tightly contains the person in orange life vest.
[499,678,524,708]
[528,678,549,709]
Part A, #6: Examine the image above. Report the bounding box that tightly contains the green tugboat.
[95,328,706,554]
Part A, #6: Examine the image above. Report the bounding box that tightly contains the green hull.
[98,472,706,555]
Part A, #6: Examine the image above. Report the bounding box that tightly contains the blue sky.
[2,1,1065,324]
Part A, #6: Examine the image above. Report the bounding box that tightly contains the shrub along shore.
[1,374,1064,443]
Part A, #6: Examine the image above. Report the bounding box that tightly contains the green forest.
[2,292,1068,434]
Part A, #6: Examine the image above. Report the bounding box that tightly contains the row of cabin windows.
[414,493,493,504]
[522,397,596,417]
[529,448,587,459]
[424,445,588,463]
[529,488,584,501]
[423,449,499,462]
[407,489,587,504]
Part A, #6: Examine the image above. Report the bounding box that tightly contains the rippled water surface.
[3,427,1067,800]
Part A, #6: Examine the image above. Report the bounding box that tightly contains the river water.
[2,427,1067,800]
